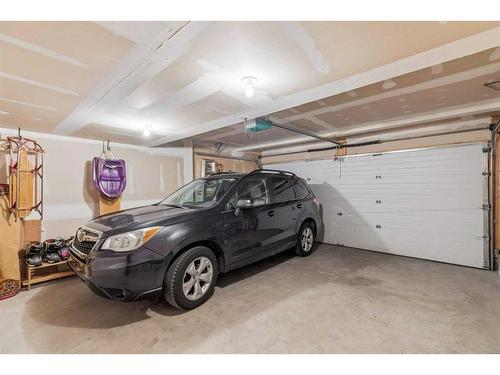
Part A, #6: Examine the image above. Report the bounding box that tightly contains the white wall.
[0,128,193,239]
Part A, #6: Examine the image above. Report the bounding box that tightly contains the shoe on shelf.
[43,252,61,263]
[43,237,64,263]
[58,246,70,260]
[26,241,44,267]
[44,237,64,252]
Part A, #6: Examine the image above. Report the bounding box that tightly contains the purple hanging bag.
[92,143,126,198]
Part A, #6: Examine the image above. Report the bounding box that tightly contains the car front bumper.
[68,243,166,302]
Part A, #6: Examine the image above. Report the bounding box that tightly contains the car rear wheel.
[295,222,315,257]
[163,246,218,310]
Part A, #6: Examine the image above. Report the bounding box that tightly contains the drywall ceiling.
[0,22,133,133]
[195,47,500,151]
[0,21,499,147]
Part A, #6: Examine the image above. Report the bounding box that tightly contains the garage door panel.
[329,220,484,268]
[375,231,484,268]
[329,210,482,238]
[320,188,483,212]
[266,143,489,269]
[345,156,482,172]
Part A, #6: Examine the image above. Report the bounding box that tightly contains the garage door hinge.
[482,171,490,176]
[483,146,491,153]
[483,235,490,240]
[482,203,491,210]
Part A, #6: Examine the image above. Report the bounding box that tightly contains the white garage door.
[267,143,490,269]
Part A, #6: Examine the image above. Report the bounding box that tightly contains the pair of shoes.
[43,237,65,263]
[26,241,44,267]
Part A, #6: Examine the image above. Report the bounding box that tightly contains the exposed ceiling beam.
[54,21,212,134]
[146,26,500,147]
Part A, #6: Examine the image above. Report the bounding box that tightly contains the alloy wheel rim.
[182,256,213,301]
[301,227,313,252]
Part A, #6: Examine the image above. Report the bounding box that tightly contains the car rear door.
[290,177,312,231]
[269,176,299,252]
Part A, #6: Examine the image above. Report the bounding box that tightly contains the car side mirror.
[235,199,253,216]
[237,199,254,209]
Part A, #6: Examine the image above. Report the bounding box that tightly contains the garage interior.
[1,20,500,353]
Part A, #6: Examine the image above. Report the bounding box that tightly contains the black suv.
[69,169,322,310]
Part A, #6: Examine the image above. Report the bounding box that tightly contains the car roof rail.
[207,171,241,176]
[249,169,296,178]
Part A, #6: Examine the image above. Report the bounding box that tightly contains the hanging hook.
[107,140,110,151]
[18,127,21,139]
[102,140,105,154]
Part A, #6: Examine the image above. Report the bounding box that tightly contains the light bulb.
[244,84,254,98]
[242,76,257,98]
[143,127,151,137]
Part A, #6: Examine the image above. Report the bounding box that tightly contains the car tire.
[163,246,219,310]
[295,222,315,257]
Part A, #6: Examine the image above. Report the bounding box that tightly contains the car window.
[226,178,270,210]
[160,178,236,208]
[292,179,310,199]
[271,176,295,203]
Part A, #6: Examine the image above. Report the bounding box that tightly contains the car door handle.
[267,210,275,217]
[296,204,302,209]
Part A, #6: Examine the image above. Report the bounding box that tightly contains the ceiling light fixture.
[242,76,257,98]
[143,126,151,137]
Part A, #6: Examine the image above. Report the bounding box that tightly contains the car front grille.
[71,227,101,259]
[73,238,96,254]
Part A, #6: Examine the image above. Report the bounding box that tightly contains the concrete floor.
[1,244,500,353]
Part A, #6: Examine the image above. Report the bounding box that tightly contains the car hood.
[84,204,198,236]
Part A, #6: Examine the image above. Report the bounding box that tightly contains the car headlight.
[101,226,162,252]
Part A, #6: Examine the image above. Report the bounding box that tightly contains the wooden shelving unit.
[22,259,74,290]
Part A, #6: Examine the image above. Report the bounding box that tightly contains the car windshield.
[159,178,237,208]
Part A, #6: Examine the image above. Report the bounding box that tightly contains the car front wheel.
[163,246,218,310]
[295,222,315,257]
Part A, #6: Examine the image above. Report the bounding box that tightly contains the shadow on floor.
[23,249,298,331]
[217,249,295,287]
